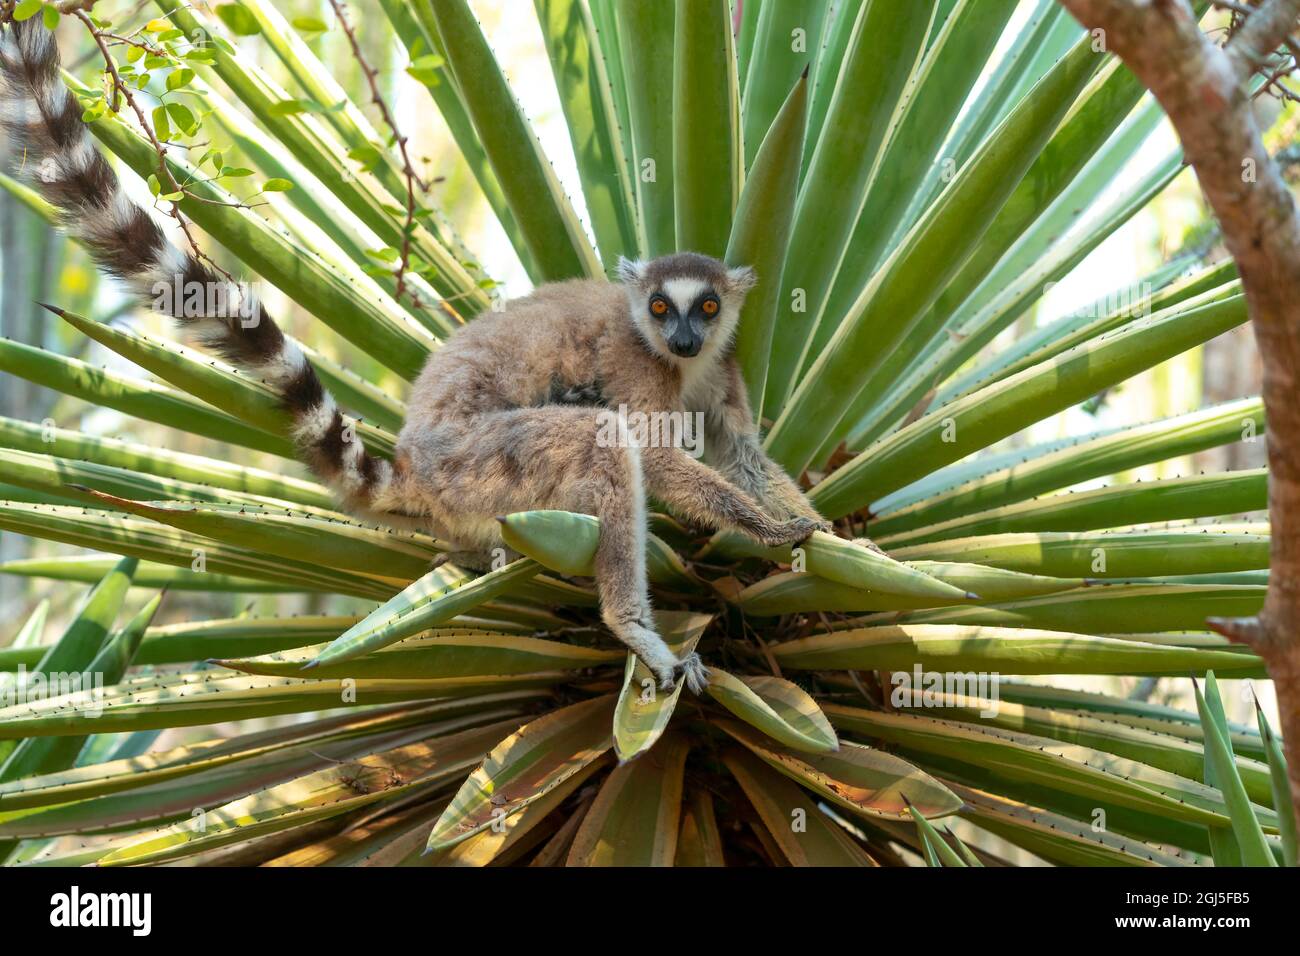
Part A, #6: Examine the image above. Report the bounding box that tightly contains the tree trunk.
[1058,0,1300,840]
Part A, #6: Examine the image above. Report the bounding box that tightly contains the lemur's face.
[618,253,757,362]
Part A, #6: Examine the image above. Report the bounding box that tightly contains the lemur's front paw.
[759,516,820,547]
[851,535,888,556]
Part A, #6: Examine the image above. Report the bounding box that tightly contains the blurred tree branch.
[1058,0,1300,837]
[327,0,424,308]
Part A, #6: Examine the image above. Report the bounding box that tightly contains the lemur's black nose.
[669,339,701,357]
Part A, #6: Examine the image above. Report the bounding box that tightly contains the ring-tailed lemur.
[0,16,829,692]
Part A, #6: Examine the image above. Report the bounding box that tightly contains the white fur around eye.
[662,278,709,315]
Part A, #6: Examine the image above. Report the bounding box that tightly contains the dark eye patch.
[692,291,721,318]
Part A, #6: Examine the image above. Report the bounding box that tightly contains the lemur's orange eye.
[650,297,669,316]
[701,298,719,316]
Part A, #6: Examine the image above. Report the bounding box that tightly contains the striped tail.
[0,17,399,513]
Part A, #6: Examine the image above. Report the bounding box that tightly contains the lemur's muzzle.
[669,338,702,357]
[664,314,703,357]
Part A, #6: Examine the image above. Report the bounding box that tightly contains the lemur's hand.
[757,516,821,548]
[769,505,833,535]
[851,535,889,557]
[759,485,833,535]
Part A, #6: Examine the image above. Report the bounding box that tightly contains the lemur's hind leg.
[589,437,708,694]
[401,407,705,693]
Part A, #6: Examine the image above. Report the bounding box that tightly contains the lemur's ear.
[616,256,646,285]
[726,265,758,294]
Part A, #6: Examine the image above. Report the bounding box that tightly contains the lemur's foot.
[666,652,709,695]
[758,516,820,548]
[645,649,709,696]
